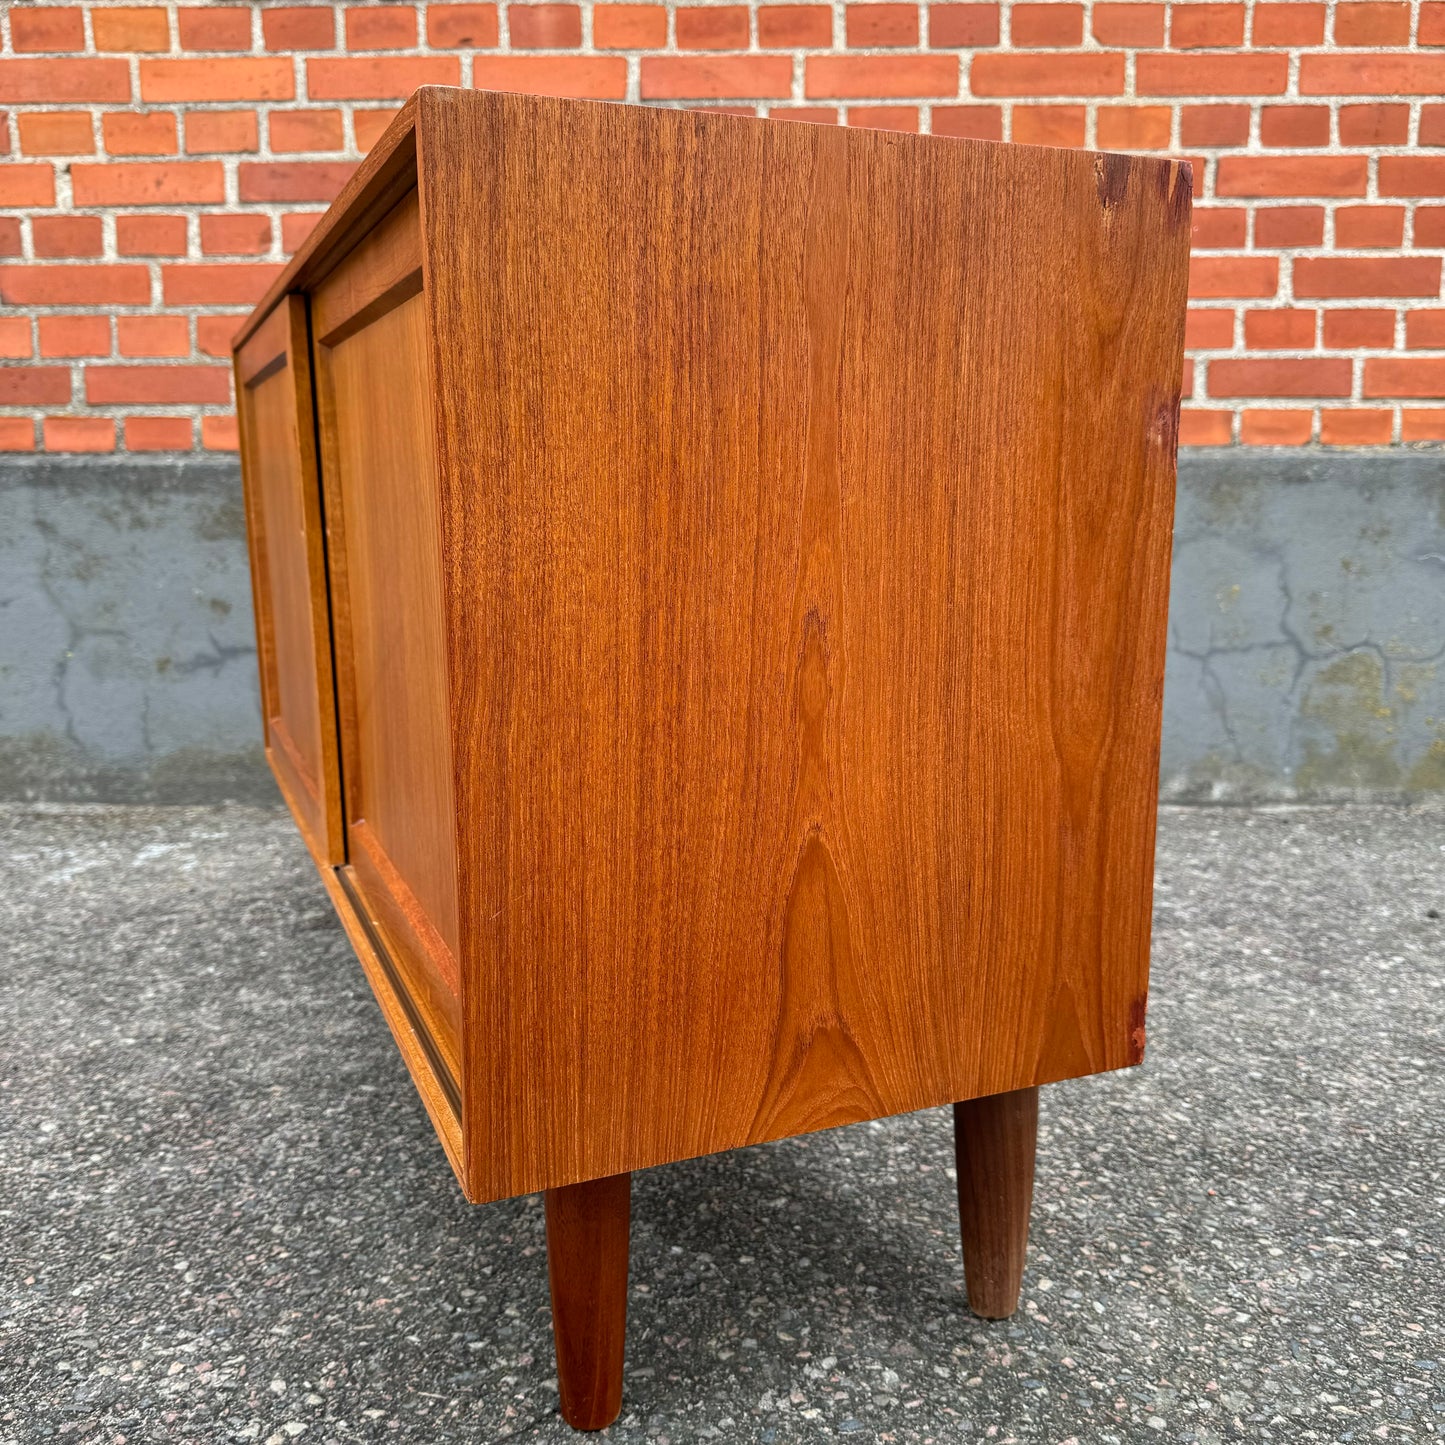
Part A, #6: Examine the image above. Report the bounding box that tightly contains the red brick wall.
[2,1,1444,453]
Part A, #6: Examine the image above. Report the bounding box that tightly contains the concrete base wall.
[3,451,1442,804]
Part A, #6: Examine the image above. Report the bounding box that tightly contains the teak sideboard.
[234,85,1192,1431]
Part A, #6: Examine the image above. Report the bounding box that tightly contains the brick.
[116,215,188,256]
[1402,410,1445,441]
[1191,206,1247,247]
[1,264,151,306]
[179,6,253,49]
[759,4,833,45]
[1323,309,1394,347]
[280,214,323,252]
[1380,158,1445,198]
[142,59,296,102]
[0,59,131,103]
[931,104,1003,138]
[0,164,54,208]
[1012,105,1086,147]
[1239,408,1312,443]
[847,4,919,46]
[594,5,666,47]
[769,106,840,123]
[0,366,71,404]
[0,317,31,358]
[203,415,240,452]
[10,7,85,51]
[1092,4,1165,45]
[307,56,460,98]
[38,316,109,357]
[1187,255,1279,297]
[17,112,93,156]
[72,161,224,207]
[1137,54,1287,93]
[1301,56,1445,96]
[86,365,232,405]
[1181,358,1196,390]
[103,111,179,157]
[117,316,190,358]
[1319,409,1392,446]
[1363,360,1445,398]
[1421,106,1445,146]
[161,264,284,305]
[126,416,194,450]
[1216,157,1366,198]
[1011,3,1082,45]
[1294,258,1442,298]
[184,110,260,153]
[1258,105,1328,148]
[1185,308,1234,347]
[0,219,20,257]
[970,53,1122,95]
[1097,105,1171,149]
[1332,2,1409,45]
[928,4,999,45]
[354,109,402,151]
[200,213,274,254]
[1406,311,1445,349]
[1170,3,1245,48]
[1335,206,1404,248]
[1251,3,1325,44]
[508,4,582,45]
[1244,307,1315,348]
[197,313,246,355]
[238,162,356,203]
[474,55,627,95]
[1338,103,1408,146]
[1178,408,1233,444]
[1254,205,1324,246]
[847,105,919,131]
[44,417,115,453]
[634,55,787,98]
[801,54,961,97]
[264,7,337,49]
[1180,104,1249,146]
[678,5,751,47]
[1417,208,1445,247]
[270,110,345,153]
[1210,357,1350,397]
[346,5,419,47]
[0,419,37,451]
[93,7,170,50]
[1424,1,1445,43]
[32,216,103,258]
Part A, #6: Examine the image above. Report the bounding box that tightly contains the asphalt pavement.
[1,802,1441,1444]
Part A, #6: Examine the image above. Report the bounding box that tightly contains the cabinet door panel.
[235,296,343,866]
[311,202,461,1085]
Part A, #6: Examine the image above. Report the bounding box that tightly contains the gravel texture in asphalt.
[0,802,1442,1445]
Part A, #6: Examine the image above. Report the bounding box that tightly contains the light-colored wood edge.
[311,188,424,348]
[316,858,469,1193]
[232,96,421,352]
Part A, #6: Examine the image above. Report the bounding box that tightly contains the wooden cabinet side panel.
[311,218,462,1087]
[418,90,1191,1202]
[234,295,344,867]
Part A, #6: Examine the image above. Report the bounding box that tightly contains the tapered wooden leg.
[545,1171,631,1431]
[953,1087,1038,1320]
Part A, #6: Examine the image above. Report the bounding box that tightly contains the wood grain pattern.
[413,88,1192,1202]
[953,1087,1038,1319]
[234,293,343,869]
[311,223,461,1088]
[545,1172,631,1431]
